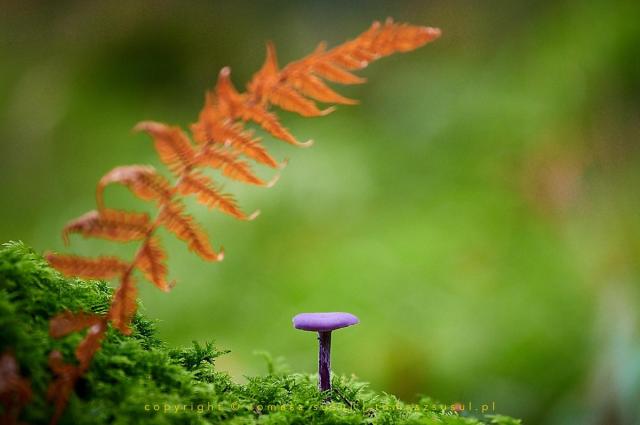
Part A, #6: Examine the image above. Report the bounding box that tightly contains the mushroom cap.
[292,312,359,332]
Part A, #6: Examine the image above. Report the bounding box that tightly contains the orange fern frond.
[0,351,32,424]
[159,201,223,261]
[239,18,441,126]
[215,68,312,147]
[47,351,78,425]
[45,253,129,280]
[191,100,280,168]
[108,274,137,335]
[135,236,170,291]
[62,209,151,245]
[179,172,259,220]
[134,121,197,175]
[281,18,441,87]
[74,320,107,369]
[49,311,104,338]
[290,71,358,105]
[242,102,312,147]
[47,319,107,424]
[97,165,175,209]
[309,58,366,85]
[249,43,335,117]
[47,352,75,378]
[197,146,270,186]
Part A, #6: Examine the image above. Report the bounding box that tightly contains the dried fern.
[0,351,32,423]
[44,18,440,424]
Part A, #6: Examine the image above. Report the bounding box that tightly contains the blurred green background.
[1,1,639,424]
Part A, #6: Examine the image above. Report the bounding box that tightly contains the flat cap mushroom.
[292,312,359,392]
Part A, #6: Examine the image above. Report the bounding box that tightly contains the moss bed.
[0,241,519,424]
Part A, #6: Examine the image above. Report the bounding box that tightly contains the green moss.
[0,241,519,424]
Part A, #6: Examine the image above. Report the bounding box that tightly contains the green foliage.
[0,241,518,424]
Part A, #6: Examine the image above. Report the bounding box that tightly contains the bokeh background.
[1,1,639,423]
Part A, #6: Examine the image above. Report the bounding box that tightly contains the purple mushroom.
[292,312,359,392]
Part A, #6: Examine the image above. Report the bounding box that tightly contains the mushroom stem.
[293,312,358,394]
[318,331,332,391]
